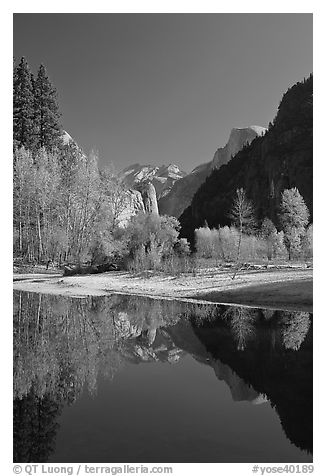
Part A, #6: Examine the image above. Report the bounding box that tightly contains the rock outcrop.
[116,182,159,227]
[137,182,159,214]
[158,125,266,218]
[116,189,145,228]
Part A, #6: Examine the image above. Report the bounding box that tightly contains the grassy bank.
[194,278,312,312]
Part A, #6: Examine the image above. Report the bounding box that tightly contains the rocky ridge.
[119,163,187,200]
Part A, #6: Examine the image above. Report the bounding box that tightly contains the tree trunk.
[232,222,243,280]
[37,214,43,262]
[65,195,71,262]
[19,203,22,254]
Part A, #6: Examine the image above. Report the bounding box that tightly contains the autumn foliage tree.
[279,188,310,260]
[125,213,180,271]
[13,144,127,266]
[260,217,286,260]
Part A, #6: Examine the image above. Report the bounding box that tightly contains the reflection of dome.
[213,360,266,403]
[251,394,268,405]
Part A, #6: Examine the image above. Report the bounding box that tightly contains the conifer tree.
[13,57,35,148]
[33,64,62,150]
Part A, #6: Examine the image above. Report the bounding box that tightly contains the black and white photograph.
[9,7,316,472]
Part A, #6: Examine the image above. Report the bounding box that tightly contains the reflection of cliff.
[119,308,266,404]
[212,360,267,404]
[121,326,186,365]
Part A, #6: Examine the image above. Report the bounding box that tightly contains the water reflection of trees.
[14,292,195,404]
[280,312,311,351]
[13,291,312,404]
[14,391,63,463]
[13,291,313,461]
[13,291,126,462]
[223,306,257,351]
[14,292,122,401]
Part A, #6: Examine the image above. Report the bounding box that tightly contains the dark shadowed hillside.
[179,75,313,244]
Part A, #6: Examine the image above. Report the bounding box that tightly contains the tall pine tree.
[13,57,35,148]
[33,64,62,150]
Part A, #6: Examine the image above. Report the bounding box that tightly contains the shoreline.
[13,267,313,313]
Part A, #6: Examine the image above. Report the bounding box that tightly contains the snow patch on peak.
[249,125,267,135]
[119,162,186,200]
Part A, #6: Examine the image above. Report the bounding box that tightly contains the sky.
[13,13,312,173]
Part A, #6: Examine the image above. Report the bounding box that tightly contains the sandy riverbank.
[13,266,313,312]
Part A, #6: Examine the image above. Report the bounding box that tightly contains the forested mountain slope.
[179,75,313,244]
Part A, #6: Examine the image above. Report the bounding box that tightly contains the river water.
[13,291,312,463]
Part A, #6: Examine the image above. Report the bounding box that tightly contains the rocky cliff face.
[116,182,159,227]
[116,189,145,227]
[179,75,313,244]
[119,163,187,200]
[212,126,267,169]
[137,182,159,214]
[158,126,266,218]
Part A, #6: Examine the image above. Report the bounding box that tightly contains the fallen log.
[63,262,119,277]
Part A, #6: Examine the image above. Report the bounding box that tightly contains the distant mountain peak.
[212,125,267,169]
[158,125,266,218]
[119,162,187,200]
